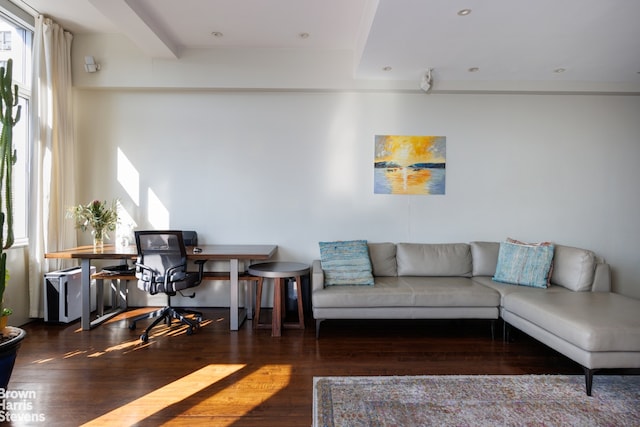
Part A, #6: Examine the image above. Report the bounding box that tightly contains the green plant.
[0,58,21,321]
[68,199,119,242]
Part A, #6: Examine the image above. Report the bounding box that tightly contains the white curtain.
[28,16,77,318]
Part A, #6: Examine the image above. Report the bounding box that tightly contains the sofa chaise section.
[502,292,640,395]
[470,241,640,395]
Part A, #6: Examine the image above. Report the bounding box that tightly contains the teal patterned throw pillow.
[319,240,375,286]
[493,241,555,288]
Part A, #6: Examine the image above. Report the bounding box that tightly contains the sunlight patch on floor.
[35,315,214,361]
[80,364,247,426]
[185,364,293,425]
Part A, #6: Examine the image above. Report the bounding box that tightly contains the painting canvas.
[374,135,446,195]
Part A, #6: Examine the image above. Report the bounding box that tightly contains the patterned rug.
[313,375,640,426]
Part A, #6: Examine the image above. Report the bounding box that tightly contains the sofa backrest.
[368,242,397,276]
[470,241,609,292]
[470,241,500,277]
[396,243,472,277]
[550,245,597,291]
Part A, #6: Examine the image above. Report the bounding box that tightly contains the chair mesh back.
[135,230,196,295]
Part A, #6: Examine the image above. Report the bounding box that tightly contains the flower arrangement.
[68,199,119,249]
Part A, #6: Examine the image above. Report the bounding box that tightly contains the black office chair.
[128,230,205,342]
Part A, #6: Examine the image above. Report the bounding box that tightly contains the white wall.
[73,89,640,302]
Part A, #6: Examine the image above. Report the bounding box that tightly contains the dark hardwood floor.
[9,307,585,426]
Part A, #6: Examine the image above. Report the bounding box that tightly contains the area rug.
[313,375,640,426]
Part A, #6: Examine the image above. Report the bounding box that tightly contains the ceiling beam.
[88,0,179,58]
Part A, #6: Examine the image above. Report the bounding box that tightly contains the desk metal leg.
[84,266,130,331]
[118,279,128,310]
[94,277,127,319]
[245,280,254,320]
[81,259,92,331]
[107,279,127,311]
[96,278,105,318]
[230,258,240,330]
[245,259,254,320]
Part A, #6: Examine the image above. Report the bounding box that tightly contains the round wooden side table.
[248,261,310,337]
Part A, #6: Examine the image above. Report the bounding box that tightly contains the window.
[0,8,32,245]
[0,31,10,50]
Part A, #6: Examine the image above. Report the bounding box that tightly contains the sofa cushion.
[550,245,596,291]
[312,276,499,308]
[319,240,374,286]
[493,241,554,288]
[472,276,570,305]
[368,242,397,277]
[470,241,500,276]
[396,243,472,277]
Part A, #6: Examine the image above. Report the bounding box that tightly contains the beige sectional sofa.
[311,241,640,395]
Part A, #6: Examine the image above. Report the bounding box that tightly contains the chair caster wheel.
[186,328,194,336]
[140,333,149,342]
[129,323,136,330]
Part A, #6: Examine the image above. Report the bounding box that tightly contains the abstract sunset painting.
[374,135,446,195]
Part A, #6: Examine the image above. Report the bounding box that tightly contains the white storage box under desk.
[44,267,97,323]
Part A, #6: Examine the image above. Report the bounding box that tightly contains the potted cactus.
[0,58,26,390]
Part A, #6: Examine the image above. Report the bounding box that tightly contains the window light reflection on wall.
[117,147,140,205]
[147,188,170,229]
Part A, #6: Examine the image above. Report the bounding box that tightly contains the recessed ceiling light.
[468,67,480,72]
[553,68,566,73]
[298,32,310,39]
[211,31,223,38]
[382,66,392,71]
[457,9,472,16]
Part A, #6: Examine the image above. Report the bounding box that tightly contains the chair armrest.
[135,262,154,279]
[193,259,206,283]
[312,260,324,292]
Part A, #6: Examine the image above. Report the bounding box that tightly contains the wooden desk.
[45,244,277,331]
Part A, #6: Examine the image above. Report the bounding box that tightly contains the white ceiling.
[12,0,640,92]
